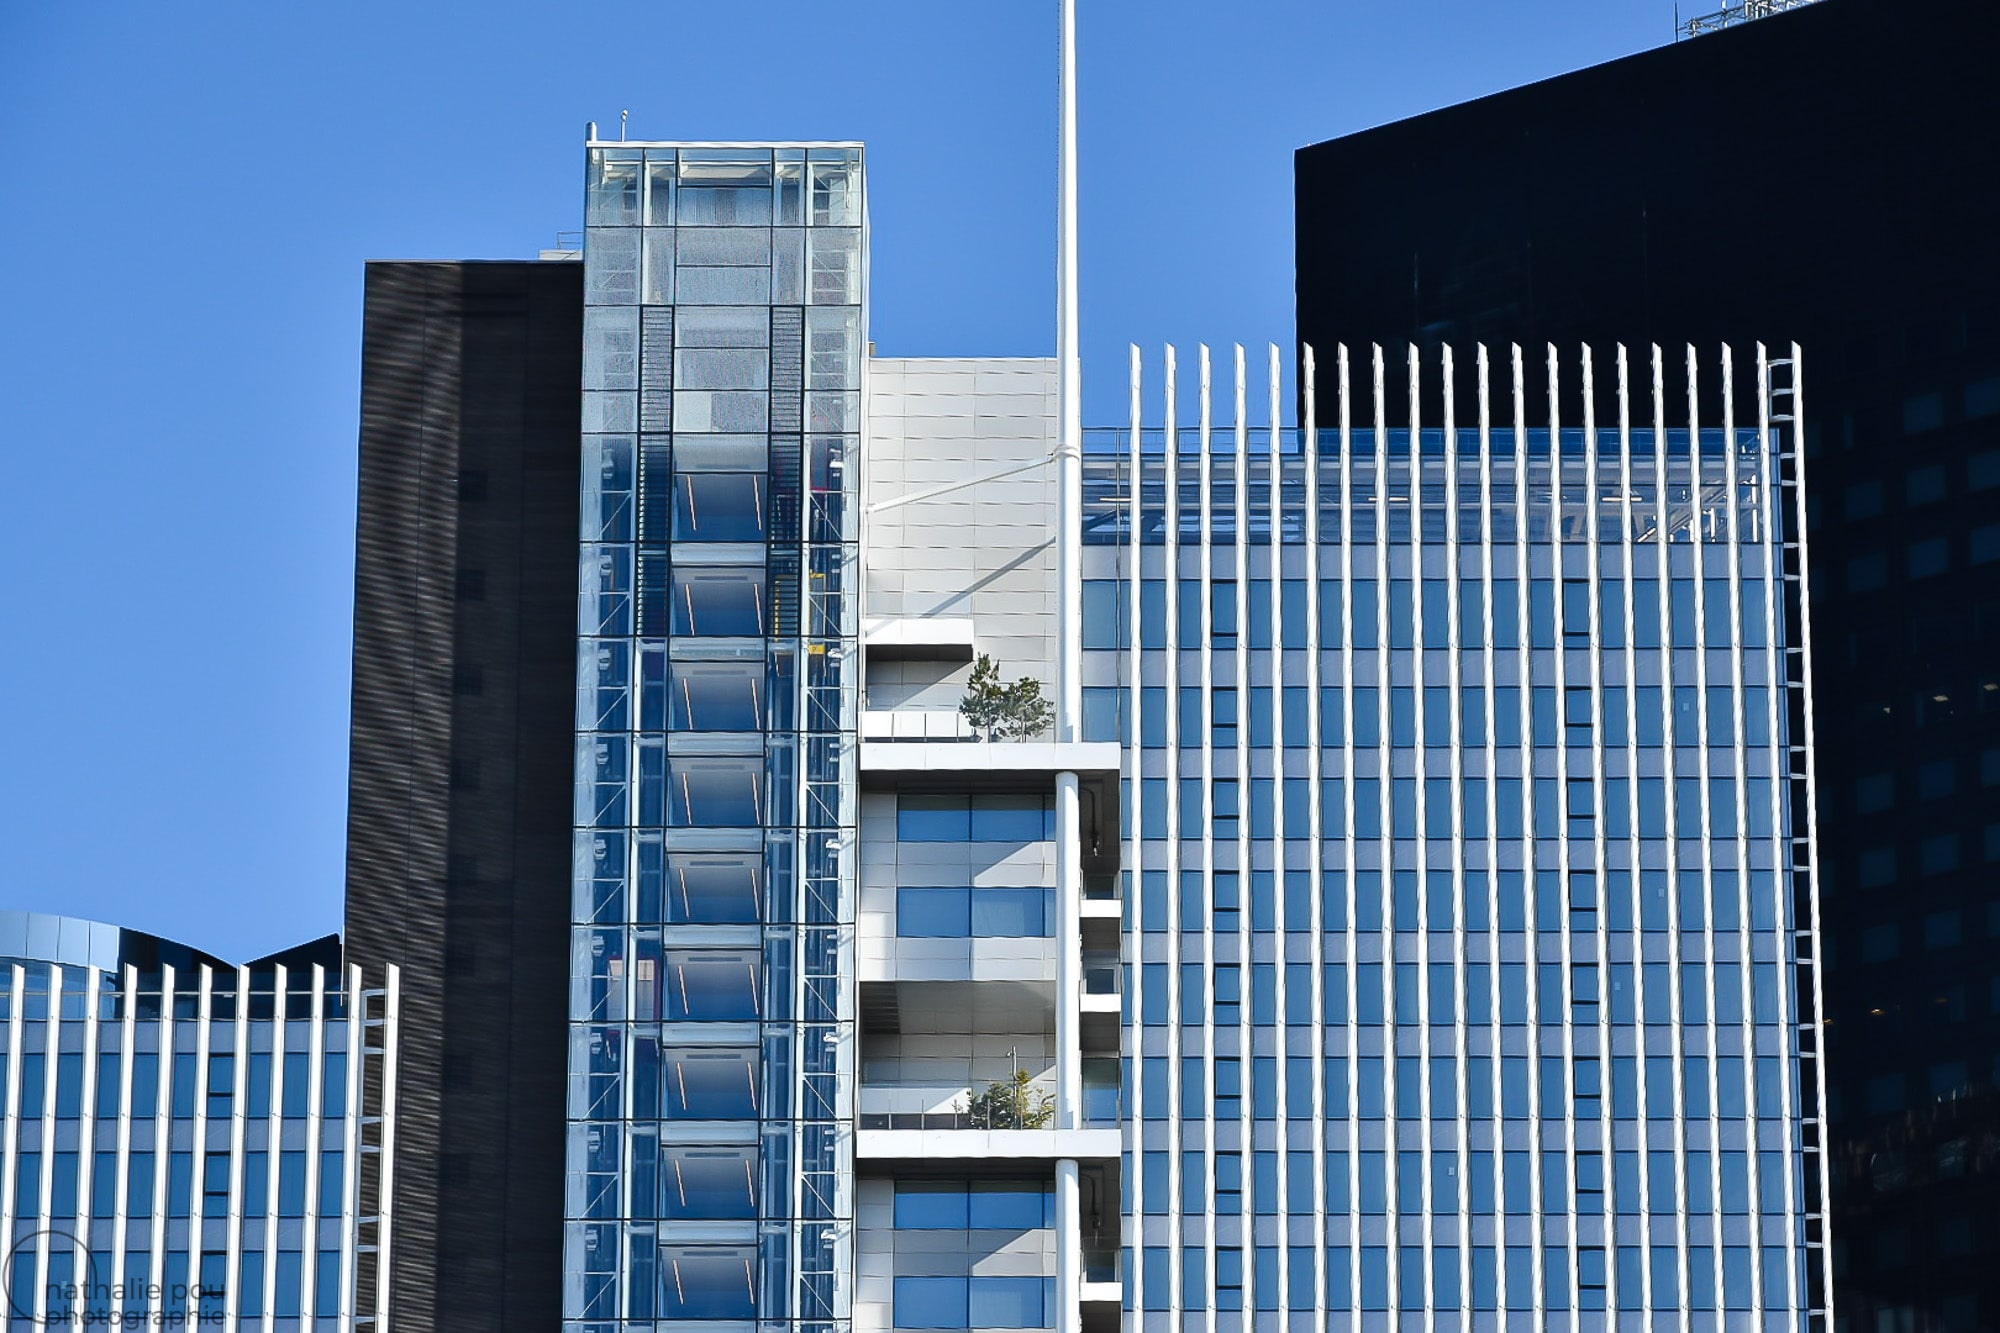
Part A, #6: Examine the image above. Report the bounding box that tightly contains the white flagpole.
[1056,0,1082,741]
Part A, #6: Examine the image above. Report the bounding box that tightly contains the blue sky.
[0,0,1678,959]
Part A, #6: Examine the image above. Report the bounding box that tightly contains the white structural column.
[1053,9,1084,1333]
[1055,1160,1082,1333]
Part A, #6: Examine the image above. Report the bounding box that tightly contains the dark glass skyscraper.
[1296,2,2000,1327]
[347,258,582,1332]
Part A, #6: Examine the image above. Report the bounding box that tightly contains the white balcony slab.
[859,740,1122,780]
[864,617,978,659]
[855,1126,1120,1163]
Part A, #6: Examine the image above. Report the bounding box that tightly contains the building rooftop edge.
[585,139,864,150]
[0,909,339,975]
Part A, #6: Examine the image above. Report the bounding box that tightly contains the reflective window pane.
[969,888,1052,938]
[664,951,761,1022]
[659,1147,756,1219]
[656,1246,756,1318]
[674,474,768,542]
[672,569,767,637]
[668,758,763,827]
[898,795,970,842]
[660,1048,759,1119]
[677,152,773,226]
[969,794,1049,843]
[896,887,970,938]
[670,663,764,731]
[894,1181,970,1229]
[663,854,761,924]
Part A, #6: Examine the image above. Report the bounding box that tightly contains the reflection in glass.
[658,853,760,924]
[674,474,767,543]
[670,664,763,732]
[644,160,674,226]
[664,951,760,1022]
[896,888,1051,938]
[587,151,641,225]
[660,1147,756,1219]
[660,1048,759,1120]
[677,154,773,227]
[673,569,766,636]
[669,759,763,827]
[656,1246,757,1318]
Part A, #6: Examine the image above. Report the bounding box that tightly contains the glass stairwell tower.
[568,140,865,1333]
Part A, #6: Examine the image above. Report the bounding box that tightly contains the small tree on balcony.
[959,654,1054,742]
[964,1069,1055,1130]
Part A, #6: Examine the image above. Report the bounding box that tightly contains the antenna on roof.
[620,110,630,141]
[1680,0,1819,39]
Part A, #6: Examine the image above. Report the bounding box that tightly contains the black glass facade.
[1295,2,2000,1328]
[347,259,582,1333]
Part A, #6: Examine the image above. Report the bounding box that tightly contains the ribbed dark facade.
[1296,3,2000,1329]
[347,260,581,1333]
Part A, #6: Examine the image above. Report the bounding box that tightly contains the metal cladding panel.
[347,260,581,1333]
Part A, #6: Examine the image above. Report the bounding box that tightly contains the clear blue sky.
[0,0,1679,959]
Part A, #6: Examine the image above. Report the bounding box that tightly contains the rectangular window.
[658,1245,758,1320]
[659,1047,760,1120]
[206,1054,234,1120]
[124,1151,155,1216]
[278,1151,307,1217]
[1319,579,1344,647]
[668,757,763,826]
[670,567,768,637]
[49,1151,77,1218]
[1178,581,1204,643]
[1564,688,1593,747]
[315,1251,341,1319]
[1561,579,1591,646]
[1082,580,1125,649]
[897,886,970,936]
[669,662,764,732]
[1530,581,1556,648]
[167,1152,192,1218]
[239,1153,267,1217]
[1598,582,1626,647]
[171,1054,195,1119]
[130,1053,158,1118]
[94,1053,121,1120]
[261,1248,301,1317]
[1491,581,1519,648]
[1140,580,1167,649]
[1081,686,1123,743]
[202,1151,230,1217]
[1211,581,1239,648]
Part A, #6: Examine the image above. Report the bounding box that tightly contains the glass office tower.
[1078,344,1829,1331]
[0,913,398,1331]
[569,141,865,1333]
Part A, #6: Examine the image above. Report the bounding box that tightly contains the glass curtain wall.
[570,142,863,1333]
[0,935,384,1332]
[1080,347,1827,1332]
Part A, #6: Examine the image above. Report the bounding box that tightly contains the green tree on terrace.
[959,654,1055,741]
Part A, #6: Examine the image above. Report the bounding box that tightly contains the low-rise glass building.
[0,914,398,1331]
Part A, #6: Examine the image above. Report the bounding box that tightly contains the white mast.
[1056,0,1082,741]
